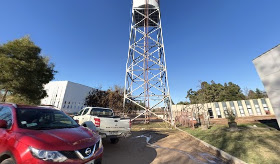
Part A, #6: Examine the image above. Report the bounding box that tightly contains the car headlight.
[29,147,67,162]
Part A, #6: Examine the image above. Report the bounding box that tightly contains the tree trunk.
[2,90,8,102]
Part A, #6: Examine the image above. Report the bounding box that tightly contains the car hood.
[17,126,99,150]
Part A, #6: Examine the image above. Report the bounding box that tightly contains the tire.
[110,138,119,144]
[1,158,15,164]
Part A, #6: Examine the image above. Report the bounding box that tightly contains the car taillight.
[129,119,131,128]
[94,118,100,127]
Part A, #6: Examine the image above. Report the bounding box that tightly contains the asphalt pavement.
[102,129,227,164]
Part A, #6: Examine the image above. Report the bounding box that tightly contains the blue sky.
[1,0,280,103]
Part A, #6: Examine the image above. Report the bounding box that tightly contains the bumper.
[21,147,103,164]
[99,131,131,139]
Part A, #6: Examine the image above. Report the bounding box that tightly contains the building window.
[261,99,270,115]
[245,100,253,116]
[229,101,236,116]
[253,99,262,115]
[222,102,228,117]
[215,102,222,118]
[237,101,245,116]
[208,108,214,118]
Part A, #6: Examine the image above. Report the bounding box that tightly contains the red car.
[0,103,103,164]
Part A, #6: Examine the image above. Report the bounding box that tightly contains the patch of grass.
[132,122,172,131]
[180,125,280,164]
[238,123,269,128]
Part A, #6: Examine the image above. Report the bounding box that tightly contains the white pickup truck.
[73,107,131,144]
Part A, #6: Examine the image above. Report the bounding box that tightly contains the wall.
[41,81,94,114]
[62,81,94,114]
[41,81,68,109]
[253,44,280,127]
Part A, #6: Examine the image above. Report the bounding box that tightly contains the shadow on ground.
[102,130,227,164]
[102,130,167,164]
[258,119,280,130]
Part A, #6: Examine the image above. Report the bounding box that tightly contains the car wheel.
[110,138,119,144]
[1,158,15,164]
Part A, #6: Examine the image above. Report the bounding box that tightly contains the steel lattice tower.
[124,0,173,124]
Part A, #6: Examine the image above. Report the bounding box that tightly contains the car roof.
[0,103,57,110]
[17,105,54,109]
[88,107,112,110]
[0,102,17,108]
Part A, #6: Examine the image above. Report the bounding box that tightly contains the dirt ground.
[102,129,228,164]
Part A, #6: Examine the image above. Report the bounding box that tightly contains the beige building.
[172,98,274,119]
[253,44,280,128]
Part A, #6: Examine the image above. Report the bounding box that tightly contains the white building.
[41,81,94,114]
[253,44,280,128]
[172,98,274,119]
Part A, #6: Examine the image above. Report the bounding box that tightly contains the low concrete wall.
[210,115,276,125]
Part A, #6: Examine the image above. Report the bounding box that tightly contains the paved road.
[102,129,227,164]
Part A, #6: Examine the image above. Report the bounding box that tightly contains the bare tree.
[85,85,142,114]
[193,81,210,129]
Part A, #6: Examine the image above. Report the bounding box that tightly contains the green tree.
[246,88,268,99]
[186,81,245,104]
[222,82,246,101]
[0,36,56,104]
[85,89,109,108]
[177,101,189,105]
[255,88,268,98]
[171,99,175,105]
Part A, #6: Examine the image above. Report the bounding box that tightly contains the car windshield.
[16,108,79,130]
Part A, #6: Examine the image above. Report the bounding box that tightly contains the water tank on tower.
[133,0,160,27]
[133,0,159,9]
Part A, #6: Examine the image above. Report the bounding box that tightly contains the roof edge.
[253,44,280,61]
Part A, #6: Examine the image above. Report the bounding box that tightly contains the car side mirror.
[75,120,79,124]
[0,120,8,129]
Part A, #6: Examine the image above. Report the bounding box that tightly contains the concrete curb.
[175,127,247,164]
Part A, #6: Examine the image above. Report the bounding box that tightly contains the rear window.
[16,108,79,130]
[90,108,113,117]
